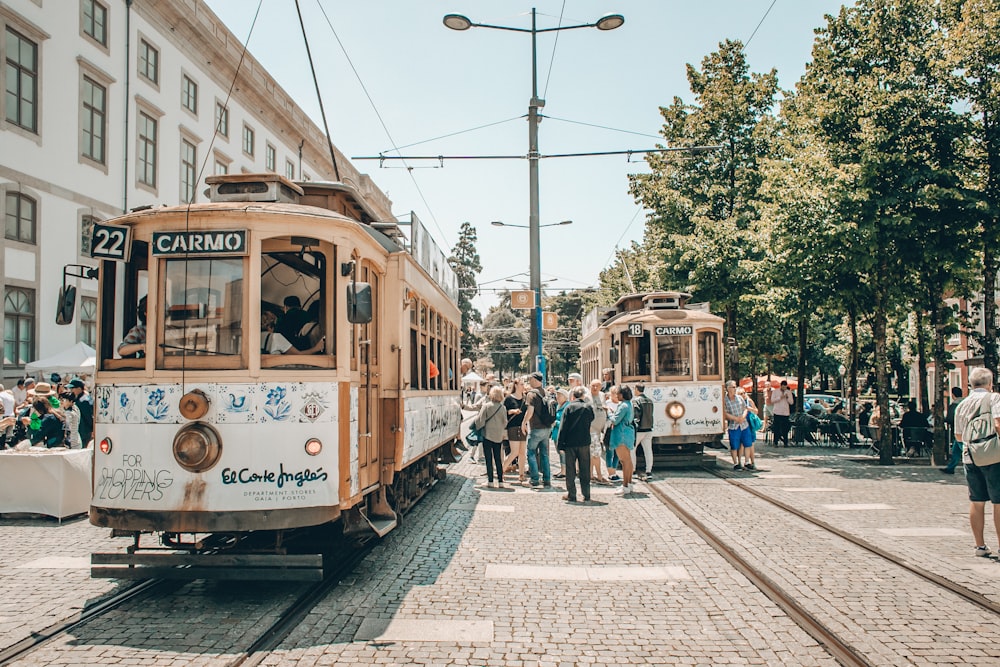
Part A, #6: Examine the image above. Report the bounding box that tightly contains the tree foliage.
[447,221,483,357]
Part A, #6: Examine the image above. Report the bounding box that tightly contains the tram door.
[356,264,380,491]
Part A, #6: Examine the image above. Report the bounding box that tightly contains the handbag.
[747,411,762,432]
[468,404,503,448]
[965,393,1000,466]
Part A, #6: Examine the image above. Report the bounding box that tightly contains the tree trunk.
[916,309,929,413]
[929,299,950,465]
[797,317,808,414]
[849,305,859,444]
[874,301,894,466]
[983,105,1000,379]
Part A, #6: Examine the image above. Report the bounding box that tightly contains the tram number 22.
[90,223,131,261]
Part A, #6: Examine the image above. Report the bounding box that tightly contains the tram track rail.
[644,480,871,667]
[706,467,1000,617]
[0,578,177,666]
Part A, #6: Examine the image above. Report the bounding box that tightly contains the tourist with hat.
[67,378,93,446]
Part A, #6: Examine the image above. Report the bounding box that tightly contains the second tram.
[580,291,725,466]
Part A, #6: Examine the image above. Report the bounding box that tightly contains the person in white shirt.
[0,385,14,448]
[767,380,795,446]
[954,367,1000,558]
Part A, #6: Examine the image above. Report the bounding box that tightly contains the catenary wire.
[379,117,525,153]
[541,0,567,100]
[312,0,451,248]
[745,0,779,47]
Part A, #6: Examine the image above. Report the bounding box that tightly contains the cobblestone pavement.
[0,514,125,651]
[5,435,999,666]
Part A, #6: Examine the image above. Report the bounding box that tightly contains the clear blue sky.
[206,0,849,315]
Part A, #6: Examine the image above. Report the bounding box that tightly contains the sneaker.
[487,481,496,488]
[940,467,955,475]
[975,546,992,557]
[554,472,566,479]
[609,474,621,482]
[733,464,743,471]
[644,472,653,480]
[614,486,628,495]
[744,463,755,471]
[498,481,505,488]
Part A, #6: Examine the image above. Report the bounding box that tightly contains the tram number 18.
[90,223,131,261]
[627,323,643,337]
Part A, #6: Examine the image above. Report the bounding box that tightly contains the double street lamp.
[445,8,624,378]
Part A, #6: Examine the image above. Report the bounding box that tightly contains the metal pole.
[528,8,543,377]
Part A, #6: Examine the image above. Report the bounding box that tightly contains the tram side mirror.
[56,285,77,325]
[347,282,372,324]
[609,347,619,365]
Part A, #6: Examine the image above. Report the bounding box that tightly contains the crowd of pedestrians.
[463,365,691,502]
[0,374,93,450]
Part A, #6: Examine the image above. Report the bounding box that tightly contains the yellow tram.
[81,173,461,579]
[580,291,725,466]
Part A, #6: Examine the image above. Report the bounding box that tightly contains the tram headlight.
[99,437,112,455]
[304,438,322,456]
[666,401,685,422]
[172,422,222,473]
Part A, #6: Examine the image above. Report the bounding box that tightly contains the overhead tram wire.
[353,145,723,163]
[311,0,451,248]
[541,1,568,100]
[294,0,340,181]
[745,0,779,47]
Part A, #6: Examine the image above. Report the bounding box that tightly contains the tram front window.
[162,258,243,359]
[698,330,721,380]
[656,333,692,379]
[260,241,327,365]
[622,331,651,379]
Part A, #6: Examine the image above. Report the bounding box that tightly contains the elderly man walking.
[954,367,1000,557]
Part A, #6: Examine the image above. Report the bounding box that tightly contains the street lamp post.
[445,9,623,378]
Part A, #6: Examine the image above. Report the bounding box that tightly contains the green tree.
[794,0,975,463]
[481,305,526,377]
[628,39,779,381]
[447,221,483,357]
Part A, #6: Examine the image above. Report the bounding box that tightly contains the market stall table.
[0,447,92,518]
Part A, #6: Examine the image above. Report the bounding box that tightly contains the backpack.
[964,393,1000,466]
[533,390,558,427]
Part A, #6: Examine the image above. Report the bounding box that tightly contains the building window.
[266,143,276,172]
[83,0,108,47]
[81,214,97,256]
[215,160,228,175]
[242,124,254,157]
[5,27,38,132]
[5,192,36,244]
[181,74,197,115]
[3,287,35,368]
[81,75,106,164]
[180,139,197,203]
[214,101,228,138]
[137,110,157,187]
[285,159,295,180]
[138,39,158,85]
[81,296,97,347]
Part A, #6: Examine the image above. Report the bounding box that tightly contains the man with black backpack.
[632,383,655,480]
[522,371,557,488]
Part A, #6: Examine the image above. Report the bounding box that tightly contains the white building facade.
[1,0,386,384]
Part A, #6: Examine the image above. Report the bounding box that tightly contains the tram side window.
[260,242,327,363]
[656,332,692,379]
[621,331,651,379]
[162,258,243,364]
[101,241,148,368]
[697,330,721,380]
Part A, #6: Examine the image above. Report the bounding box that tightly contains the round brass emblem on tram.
[179,389,211,420]
[173,422,223,472]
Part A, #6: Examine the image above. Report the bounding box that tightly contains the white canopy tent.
[25,342,96,377]
[461,371,484,386]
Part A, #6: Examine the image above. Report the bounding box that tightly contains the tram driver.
[117,296,147,358]
[261,310,325,355]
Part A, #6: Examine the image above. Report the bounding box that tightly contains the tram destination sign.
[654,325,693,336]
[152,230,248,256]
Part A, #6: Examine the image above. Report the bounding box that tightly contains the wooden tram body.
[580,292,725,466]
[87,174,461,579]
